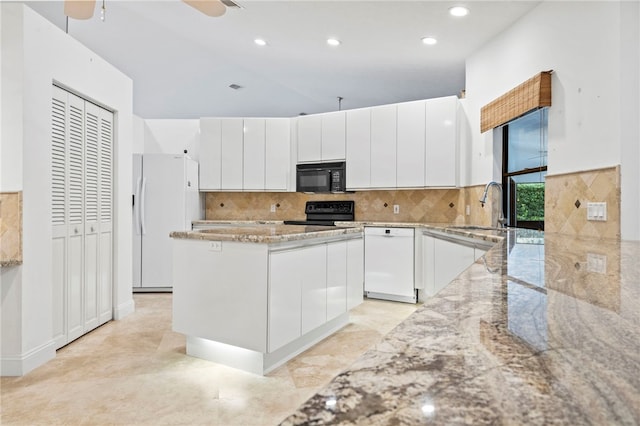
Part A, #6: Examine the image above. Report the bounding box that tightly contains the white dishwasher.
[364,227,416,303]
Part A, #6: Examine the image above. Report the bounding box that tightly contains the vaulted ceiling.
[24,1,540,119]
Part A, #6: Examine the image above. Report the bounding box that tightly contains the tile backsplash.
[205,187,498,226]
[545,166,620,239]
[0,192,23,266]
[206,189,464,224]
[204,165,621,239]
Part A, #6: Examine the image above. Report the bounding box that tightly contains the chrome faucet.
[480,181,507,228]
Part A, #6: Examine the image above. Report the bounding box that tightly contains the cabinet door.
[370,104,397,188]
[346,238,364,310]
[269,249,302,352]
[326,241,347,321]
[297,115,322,163]
[321,111,346,161]
[422,235,436,298]
[265,118,290,191]
[221,118,244,190]
[433,238,474,293]
[346,108,371,189]
[301,244,327,334]
[425,96,458,187]
[397,101,426,187]
[243,118,266,190]
[199,118,222,190]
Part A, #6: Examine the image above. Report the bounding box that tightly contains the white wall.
[143,119,200,160]
[0,5,23,191]
[464,1,639,240]
[1,4,135,375]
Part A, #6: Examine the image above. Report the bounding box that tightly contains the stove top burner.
[284,200,355,226]
[283,220,336,226]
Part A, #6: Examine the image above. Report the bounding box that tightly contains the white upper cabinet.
[200,118,291,191]
[243,118,266,191]
[425,96,458,187]
[221,119,244,190]
[321,111,346,161]
[370,104,397,188]
[199,118,222,190]
[396,100,426,187]
[265,119,291,191]
[345,108,371,189]
[297,112,346,163]
[297,114,322,163]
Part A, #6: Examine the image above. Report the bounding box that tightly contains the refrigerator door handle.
[140,177,147,235]
[134,176,142,234]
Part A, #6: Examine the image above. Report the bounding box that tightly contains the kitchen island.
[281,229,640,425]
[170,224,364,375]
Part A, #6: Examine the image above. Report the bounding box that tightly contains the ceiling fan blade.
[183,0,226,17]
[64,0,97,20]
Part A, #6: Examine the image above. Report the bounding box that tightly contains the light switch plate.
[587,202,607,221]
[586,253,607,273]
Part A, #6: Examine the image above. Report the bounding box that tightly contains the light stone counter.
[172,224,363,244]
[280,230,640,425]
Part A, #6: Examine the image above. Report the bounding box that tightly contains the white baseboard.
[113,298,135,320]
[1,340,56,377]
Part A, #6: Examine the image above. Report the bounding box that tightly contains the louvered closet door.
[51,86,69,349]
[66,92,86,343]
[83,102,100,332]
[98,107,113,324]
[51,86,114,349]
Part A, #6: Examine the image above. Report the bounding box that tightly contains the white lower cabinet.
[301,245,328,334]
[326,241,347,321]
[346,238,364,310]
[268,238,363,353]
[269,249,303,353]
[422,231,492,298]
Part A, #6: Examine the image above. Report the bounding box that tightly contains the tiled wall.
[0,192,23,266]
[206,189,462,224]
[205,187,498,226]
[205,166,621,239]
[545,166,621,239]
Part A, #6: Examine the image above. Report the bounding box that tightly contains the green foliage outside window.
[516,183,545,221]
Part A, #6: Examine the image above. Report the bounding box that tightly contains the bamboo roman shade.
[480,71,552,133]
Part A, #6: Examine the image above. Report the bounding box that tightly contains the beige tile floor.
[1,294,416,426]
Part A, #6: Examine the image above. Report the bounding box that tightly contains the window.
[501,108,548,230]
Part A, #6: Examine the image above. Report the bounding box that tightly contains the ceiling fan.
[63,0,239,20]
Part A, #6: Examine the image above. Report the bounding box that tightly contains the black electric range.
[283,200,355,226]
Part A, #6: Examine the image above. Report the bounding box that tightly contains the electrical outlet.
[270,204,277,213]
[466,205,470,216]
[393,204,400,214]
[208,241,222,252]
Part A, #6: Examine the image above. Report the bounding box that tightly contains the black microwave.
[296,161,346,193]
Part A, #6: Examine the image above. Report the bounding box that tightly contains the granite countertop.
[186,220,507,245]
[171,224,364,244]
[0,259,23,267]
[280,230,640,425]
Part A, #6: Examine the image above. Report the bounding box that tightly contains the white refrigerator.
[132,153,202,291]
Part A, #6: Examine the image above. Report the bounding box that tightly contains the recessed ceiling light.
[449,6,469,17]
[327,38,341,46]
[254,39,267,46]
[421,37,438,46]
